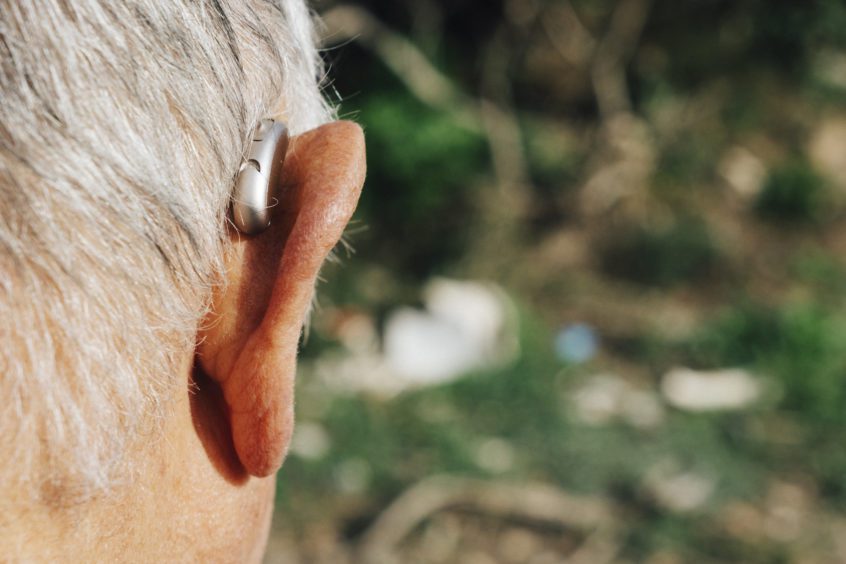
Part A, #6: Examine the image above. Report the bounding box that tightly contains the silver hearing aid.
[230,119,290,235]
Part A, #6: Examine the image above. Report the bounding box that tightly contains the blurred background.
[267,1,846,562]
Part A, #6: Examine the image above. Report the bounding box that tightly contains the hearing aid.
[230,119,290,235]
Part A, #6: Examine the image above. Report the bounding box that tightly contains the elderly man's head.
[0,1,364,559]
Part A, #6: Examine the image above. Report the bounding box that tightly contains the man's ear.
[197,121,365,477]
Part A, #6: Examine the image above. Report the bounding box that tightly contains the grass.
[755,161,829,224]
[276,259,846,559]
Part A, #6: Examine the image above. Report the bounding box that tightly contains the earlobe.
[197,120,365,477]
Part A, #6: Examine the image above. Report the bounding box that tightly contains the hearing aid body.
[231,119,289,234]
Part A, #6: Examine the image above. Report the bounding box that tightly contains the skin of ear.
[197,120,367,477]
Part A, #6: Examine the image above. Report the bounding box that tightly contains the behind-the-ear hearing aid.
[230,119,290,235]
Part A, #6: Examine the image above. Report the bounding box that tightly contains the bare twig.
[566,0,656,217]
[321,3,536,276]
[480,100,530,199]
[591,0,653,119]
[321,5,481,133]
[542,1,597,67]
[357,475,617,563]
[479,24,531,199]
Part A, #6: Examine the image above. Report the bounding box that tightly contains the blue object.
[555,323,599,364]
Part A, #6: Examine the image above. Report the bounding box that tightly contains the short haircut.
[0,0,331,505]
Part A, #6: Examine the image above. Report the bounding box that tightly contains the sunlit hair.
[0,0,332,504]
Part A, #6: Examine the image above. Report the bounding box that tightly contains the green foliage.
[655,135,721,187]
[359,94,485,211]
[524,118,586,191]
[277,308,563,515]
[278,0,846,559]
[350,90,489,278]
[646,0,846,89]
[755,161,828,224]
[792,249,846,299]
[685,302,846,424]
[600,219,719,287]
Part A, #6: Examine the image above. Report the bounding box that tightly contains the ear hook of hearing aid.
[230,119,290,235]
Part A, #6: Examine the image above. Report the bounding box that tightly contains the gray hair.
[0,0,331,504]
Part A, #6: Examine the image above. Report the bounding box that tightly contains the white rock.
[809,116,846,191]
[424,278,509,357]
[289,422,331,460]
[645,460,715,513]
[571,374,628,425]
[383,278,518,386]
[661,367,761,412]
[313,278,518,395]
[334,458,372,494]
[383,307,472,384]
[335,311,379,354]
[621,390,665,430]
[475,437,516,474]
[718,146,766,200]
[571,374,665,428]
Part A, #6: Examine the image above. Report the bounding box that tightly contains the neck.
[0,352,275,561]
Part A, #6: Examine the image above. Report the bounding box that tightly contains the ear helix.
[230,119,289,235]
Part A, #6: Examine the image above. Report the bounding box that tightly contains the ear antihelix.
[210,121,366,477]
